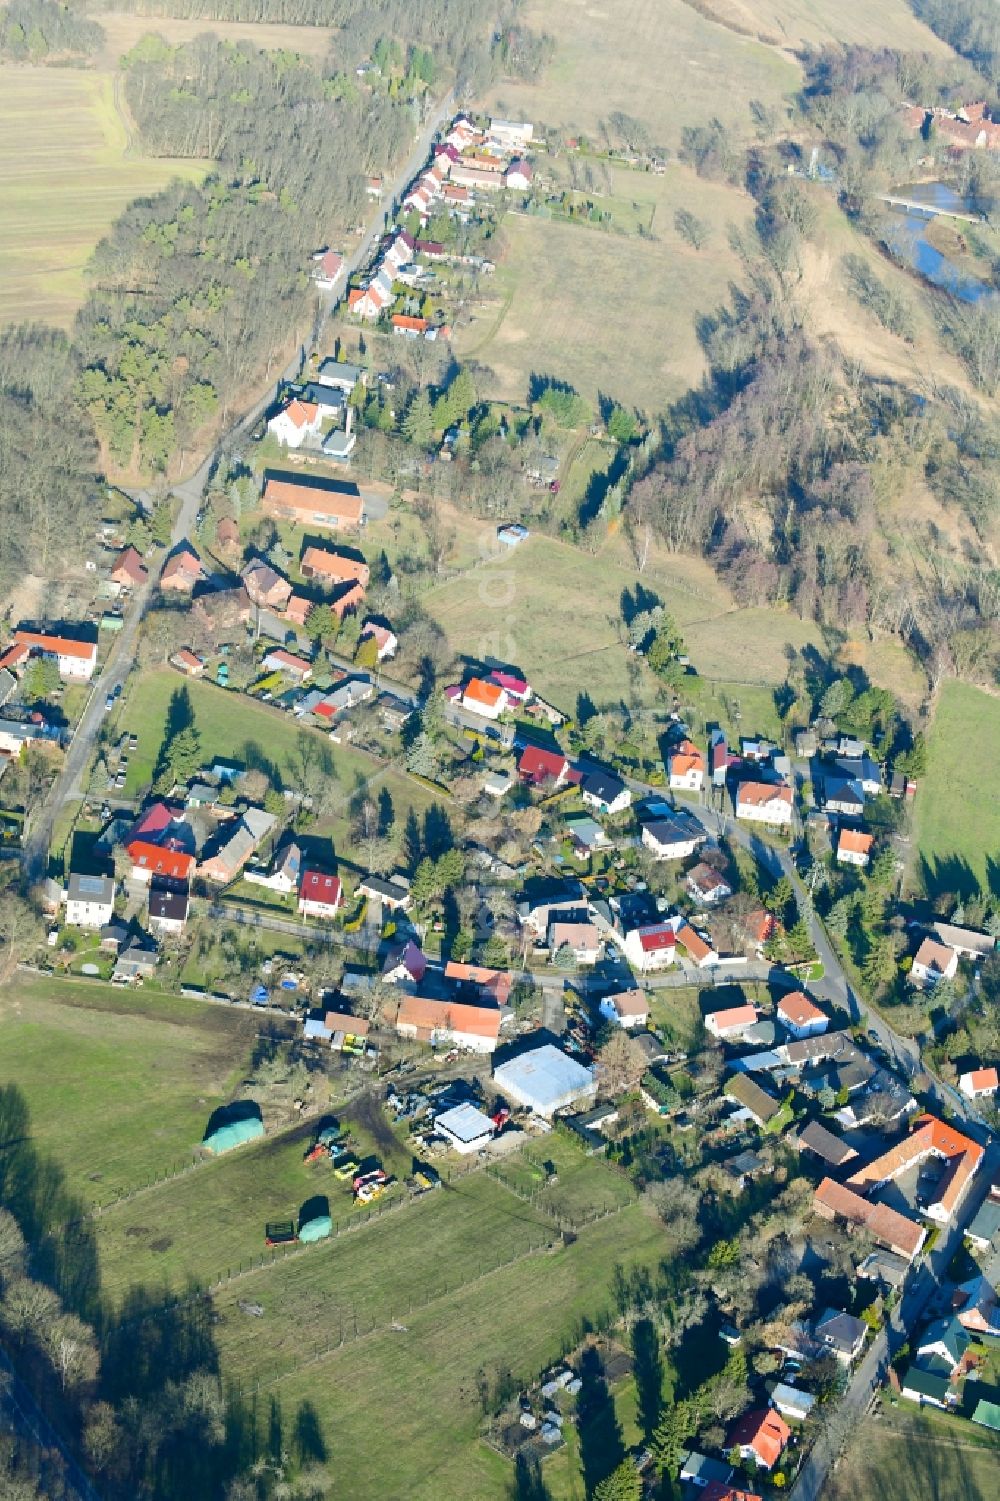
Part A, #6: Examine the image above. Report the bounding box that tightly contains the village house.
[686,862,733,905]
[564,814,608,860]
[262,474,364,532]
[776,990,828,1040]
[148,886,190,936]
[462,677,508,719]
[298,870,344,920]
[912,937,959,986]
[795,1120,858,1170]
[359,621,397,660]
[505,158,533,190]
[814,1308,867,1364]
[579,766,631,816]
[836,827,874,867]
[394,994,502,1054]
[549,919,602,965]
[622,922,676,973]
[735,780,792,825]
[822,775,865,817]
[382,939,427,987]
[127,840,195,888]
[159,547,204,593]
[518,743,572,788]
[111,546,148,591]
[706,1004,760,1040]
[300,546,370,588]
[65,873,115,929]
[311,248,344,289]
[724,1073,782,1129]
[959,1067,999,1100]
[846,1114,983,1226]
[900,1366,955,1410]
[444,961,513,1008]
[198,807,276,884]
[262,648,313,681]
[267,399,323,449]
[12,628,98,682]
[488,118,534,152]
[668,740,705,792]
[727,1409,790,1472]
[242,559,293,613]
[245,841,302,896]
[641,810,704,861]
[598,989,650,1029]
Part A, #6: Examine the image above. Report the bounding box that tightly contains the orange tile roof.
[728,1408,790,1469]
[13,629,96,662]
[263,477,363,525]
[708,1004,758,1031]
[915,937,956,974]
[300,546,369,584]
[846,1115,983,1219]
[838,828,874,856]
[284,399,319,429]
[444,961,513,1006]
[392,314,429,332]
[965,1067,999,1092]
[395,994,502,1042]
[126,840,194,883]
[737,780,792,808]
[676,923,713,963]
[463,677,504,709]
[669,740,705,776]
[813,1177,926,1260]
[777,990,826,1026]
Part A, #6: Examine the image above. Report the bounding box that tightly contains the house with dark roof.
[579,765,630,815]
[148,886,190,935]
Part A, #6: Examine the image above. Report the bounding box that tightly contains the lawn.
[914,680,1000,899]
[212,1197,665,1501]
[687,0,953,51]
[114,669,437,845]
[826,1400,999,1501]
[454,168,755,411]
[0,974,258,1207]
[0,67,207,327]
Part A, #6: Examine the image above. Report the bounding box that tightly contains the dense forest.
[75,0,506,473]
[0,328,102,605]
[0,0,103,60]
[911,0,1000,88]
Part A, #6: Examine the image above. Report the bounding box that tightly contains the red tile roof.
[518,744,567,784]
[737,780,792,809]
[300,546,369,584]
[813,1177,926,1260]
[299,870,342,909]
[263,476,363,525]
[638,925,676,953]
[444,961,513,1007]
[838,828,874,857]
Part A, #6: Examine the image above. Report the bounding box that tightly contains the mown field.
[455,167,754,411]
[914,680,1000,899]
[0,68,207,327]
[689,0,952,51]
[826,1401,999,1501]
[95,10,333,67]
[0,974,257,1206]
[483,0,799,152]
[213,1198,664,1501]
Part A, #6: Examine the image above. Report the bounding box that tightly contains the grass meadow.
[95,12,334,68]
[0,974,258,1205]
[0,67,207,327]
[115,668,438,854]
[455,167,754,411]
[482,0,799,153]
[826,1401,999,1501]
[914,680,1000,899]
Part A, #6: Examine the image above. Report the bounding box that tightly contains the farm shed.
[493,1043,596,1118]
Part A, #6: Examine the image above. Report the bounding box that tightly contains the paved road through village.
[20,92,454,888]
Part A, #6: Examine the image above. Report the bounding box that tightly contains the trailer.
[265,1220,297,1247]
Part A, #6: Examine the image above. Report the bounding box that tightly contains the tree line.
[0,0,104,61]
